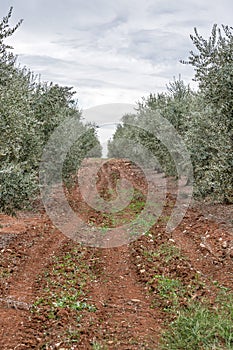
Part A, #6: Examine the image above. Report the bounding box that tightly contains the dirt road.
[0,159,232,349]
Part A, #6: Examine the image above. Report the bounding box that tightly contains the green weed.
[160,293,233,349]
[92,341,108,349]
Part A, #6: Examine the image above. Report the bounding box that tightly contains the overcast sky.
[1,0,232,147]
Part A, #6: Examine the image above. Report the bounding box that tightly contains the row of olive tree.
[0,8,102,214]
[108,25,232,203]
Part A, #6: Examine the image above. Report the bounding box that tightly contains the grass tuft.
[160,292,233,350]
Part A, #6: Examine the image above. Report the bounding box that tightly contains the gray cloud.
[147,0,206,15]
[118,29,191,64]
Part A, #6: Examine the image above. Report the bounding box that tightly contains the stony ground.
[0,159,232,349]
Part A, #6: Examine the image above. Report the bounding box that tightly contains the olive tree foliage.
[184,25,233,131]
[108,25,232,203]
[183,24,233,203]
[0,8,101,214]
[0,7,22,67]
[108,78,195,176]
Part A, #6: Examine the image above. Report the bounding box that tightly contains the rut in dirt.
[68,158,166,348]
[87,245,163,348]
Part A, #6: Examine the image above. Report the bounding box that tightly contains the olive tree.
[0,8,102,214]
[182,25,233,202]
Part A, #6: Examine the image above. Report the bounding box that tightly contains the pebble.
[222,241,228,249]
